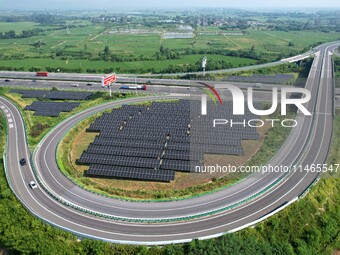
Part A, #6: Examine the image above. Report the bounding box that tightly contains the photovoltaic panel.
[24,101,80,117]
[77,99,259,182]
[11,89,93,100]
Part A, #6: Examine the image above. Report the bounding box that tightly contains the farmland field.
[0,20,339,74]
[0,21,40,32]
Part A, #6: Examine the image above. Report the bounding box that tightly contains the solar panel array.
[11,89,93,100]
[24,101,80,117]
[78,100,259,182]
[223,74,294,84]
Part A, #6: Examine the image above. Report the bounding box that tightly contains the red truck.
[36,72,48,77]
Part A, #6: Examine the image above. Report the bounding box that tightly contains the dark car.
[4,79,10,82]
[20,158,27,166]
[87,83,92,86]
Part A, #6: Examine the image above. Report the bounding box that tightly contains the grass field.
[0,54,256,73]
[0,21,41,33]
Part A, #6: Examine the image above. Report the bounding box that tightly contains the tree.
[32,41,45,48]
[4,30,16,39]
[104,45,110,54]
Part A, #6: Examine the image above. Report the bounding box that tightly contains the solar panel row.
[78,153,160,169]
[78,100,260,182]
[11,89,93,100]
[93,137,165,150]
[160,160,192,172]
[24,101,80,117]
[87,165,175,182]
[86,145,162,159]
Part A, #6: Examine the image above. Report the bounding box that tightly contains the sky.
[0,0,339,10]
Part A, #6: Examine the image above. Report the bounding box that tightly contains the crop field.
[0,21,339,74]
[0,21,41,32]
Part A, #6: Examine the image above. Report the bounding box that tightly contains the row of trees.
[159,59,237,74]
[0,14,67,25]
[52,44,264,65]
[0,28,44,39]
[0,23,84,41]
[268,19,340,32]
[97,45,181,62]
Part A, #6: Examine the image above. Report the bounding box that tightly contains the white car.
[29,181,38,189]
[71,83,79,87]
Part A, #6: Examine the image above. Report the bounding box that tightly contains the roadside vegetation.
[178,58,313,85]
[335,57,340,87]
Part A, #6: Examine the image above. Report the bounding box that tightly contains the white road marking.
[168,93,191,96]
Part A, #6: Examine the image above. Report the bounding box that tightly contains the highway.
[0,41,338,244]
[0,78,297,103]
[3,75,340,106]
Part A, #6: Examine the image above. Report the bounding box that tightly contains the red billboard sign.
[102,73,117,87]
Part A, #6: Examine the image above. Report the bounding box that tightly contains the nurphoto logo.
[200,83,311,116]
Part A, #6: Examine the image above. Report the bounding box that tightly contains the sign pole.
[102,73,116,97]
